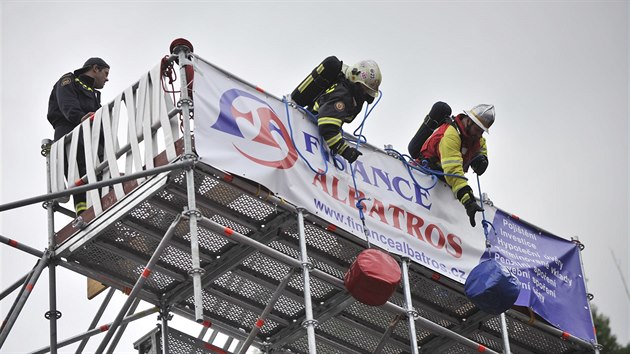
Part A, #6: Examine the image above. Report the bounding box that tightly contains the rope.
[351,92,382,146]
[283,97,328,176]
[475,174,496,255]
[383,148,438,191]
[346,90,384,248]
[382,148,471,194]
[161,55,189,134]
[160,56,179,104]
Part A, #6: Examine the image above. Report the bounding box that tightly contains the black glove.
[470,155,489,175]
[341,147,362,163]
[464,198,483,227]
[457,186,483,227]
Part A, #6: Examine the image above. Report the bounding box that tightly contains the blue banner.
[488,210,594,342]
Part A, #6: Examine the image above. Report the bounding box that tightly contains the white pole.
[401,258,419,354]
[297,209,318,353]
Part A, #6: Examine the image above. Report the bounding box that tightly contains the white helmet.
[464,104,495,133]
[346,60,382,98]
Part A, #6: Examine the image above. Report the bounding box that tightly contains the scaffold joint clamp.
[406,309,419,319]
[45,310,62,320]
[41,140,52,157]
[188,267,206,276]
[177,98,194,109]
[301,261,314,270]
[72,216,87,230]
[302,319,319,328]
[183,208,203,219]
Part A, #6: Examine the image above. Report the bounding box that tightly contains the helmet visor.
[360,82,379,98]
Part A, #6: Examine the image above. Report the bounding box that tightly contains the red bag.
[344,249,401,306]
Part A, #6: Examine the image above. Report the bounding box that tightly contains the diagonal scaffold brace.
[29,306,159,354]
[0,251,51,349]
[93,213,183,354]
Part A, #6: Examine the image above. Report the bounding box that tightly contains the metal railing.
[49,64,181,216]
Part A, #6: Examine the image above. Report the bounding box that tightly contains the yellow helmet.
[346,60,382,98]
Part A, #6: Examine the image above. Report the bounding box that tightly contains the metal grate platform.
[134,325,235,354]
[54,159,595,354]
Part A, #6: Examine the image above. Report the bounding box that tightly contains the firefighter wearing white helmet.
[345,60,382,99]
[312,59,382,164]
[416,103,496,227]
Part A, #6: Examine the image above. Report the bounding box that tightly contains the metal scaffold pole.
[172,39,204,323]
[0,160,194,213]
[43,139,60,354]
[94,214,182,353]
[499,313,512,354]
[237,269,296,354]
[0,272,30,301]
[75,287,115,354]
[297,209,318,354]
[159,303,172,354]
[401,258,419,354]
[30,307,159,354]
[105,298,141,354]
[0,252,50,349]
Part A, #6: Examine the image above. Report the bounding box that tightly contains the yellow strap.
[297,75,314,93]
[74,77,94,92]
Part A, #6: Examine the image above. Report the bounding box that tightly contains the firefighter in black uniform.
[314,60,382,164]
[47,57,110,215]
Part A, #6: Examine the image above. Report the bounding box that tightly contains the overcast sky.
[1,1,628,353]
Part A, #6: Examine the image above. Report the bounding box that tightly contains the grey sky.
[1,1,628,353]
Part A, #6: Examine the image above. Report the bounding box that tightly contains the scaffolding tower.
[0,40,599,354]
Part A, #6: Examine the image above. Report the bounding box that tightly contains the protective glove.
[464,198,484,227]
[341,147,362,164]
[457,186,483,227]
[470,155,489,175]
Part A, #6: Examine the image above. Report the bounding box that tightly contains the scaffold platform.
[50,149,594,354]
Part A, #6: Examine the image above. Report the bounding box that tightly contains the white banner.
[193,58,596,341]
[194,58,488,283]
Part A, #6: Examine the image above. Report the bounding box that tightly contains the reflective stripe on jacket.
[314,78,365,154]
[47,73,101,131]
[420,115,487,197]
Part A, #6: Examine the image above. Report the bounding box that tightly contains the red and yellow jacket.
[420,115,487,203]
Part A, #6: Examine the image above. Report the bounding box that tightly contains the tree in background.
[593,306,630,353]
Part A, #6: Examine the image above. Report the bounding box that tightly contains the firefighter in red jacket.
[419,104,495,227]
[314,60,382,164]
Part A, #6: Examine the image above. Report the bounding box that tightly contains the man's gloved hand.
[457,186,483,227]
[464,198,484,227]
[471,155,489,175]
[341,147,362,163]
